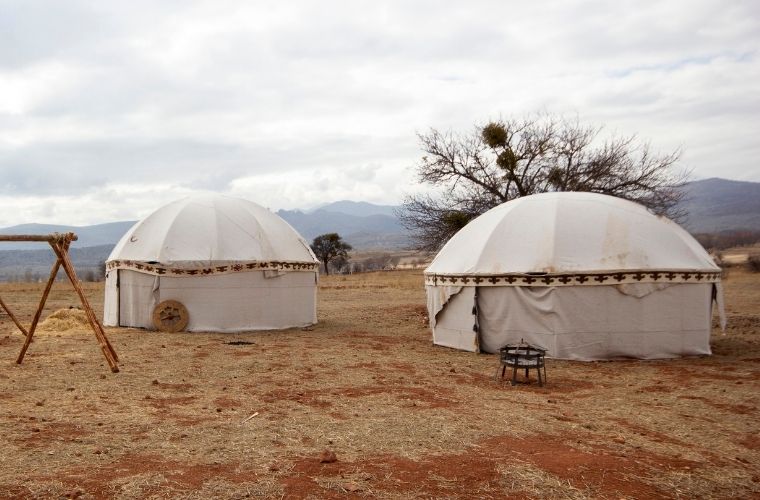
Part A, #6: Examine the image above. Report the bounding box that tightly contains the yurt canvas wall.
[425,193,725,361]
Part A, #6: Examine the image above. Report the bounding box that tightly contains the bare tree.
[311,233,352,276]
[398,114,688,250]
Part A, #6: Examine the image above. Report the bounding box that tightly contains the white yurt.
[103,194,319,332]
[425,192,725,360]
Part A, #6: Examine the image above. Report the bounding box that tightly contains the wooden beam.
[0,233,79,243]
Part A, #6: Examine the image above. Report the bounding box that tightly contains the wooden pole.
[49,237,119,371]
[0,296,29,337]
[16,254,62,364]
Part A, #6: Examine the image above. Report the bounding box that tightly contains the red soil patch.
[657,365,751,383]
[609,417,688,446]
[261,385,459,410]
[49,453,248,497]
[230,350,255,357]
[738,433,760,450]
[262,389,333,409]
[638,383,676,393]
[214,395,243,409]
[16,421,88,447]
[283,432,697,499]
[679,395,758,414]
[335,385,457,409]
[143,395,197,410]
[388,362,416,374]
[345,361,380,370]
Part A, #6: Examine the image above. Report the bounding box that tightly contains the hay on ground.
[38,308,90,332]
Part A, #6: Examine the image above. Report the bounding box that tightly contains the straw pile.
[38,308,90,332]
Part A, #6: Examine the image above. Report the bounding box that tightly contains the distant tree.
[311,233,352,276]
[398,114,688,250]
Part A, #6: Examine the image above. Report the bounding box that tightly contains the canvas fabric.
[107,194,318,268]
[103,269,119,326]
[426,192,720,276]
[474,283,714,360]
[104,269,317,331]
[428,286,478,352]
[426,284,463,328]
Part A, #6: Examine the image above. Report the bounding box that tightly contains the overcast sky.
[1,0,758,227]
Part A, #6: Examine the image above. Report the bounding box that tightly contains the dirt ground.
[0,268,758,499]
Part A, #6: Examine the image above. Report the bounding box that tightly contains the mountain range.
[1,177,758,280]
[678,178,760,233]
[0,201,408,252]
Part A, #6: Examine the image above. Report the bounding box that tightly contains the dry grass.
[37,308,90,332]
[0,269,758,499]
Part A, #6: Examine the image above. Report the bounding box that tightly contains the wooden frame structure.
[0,233,119,372]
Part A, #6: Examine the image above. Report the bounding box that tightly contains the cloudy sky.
[1,0,758,227]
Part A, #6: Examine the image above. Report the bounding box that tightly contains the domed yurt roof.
[108,194,317,268]
[426,192,718,277]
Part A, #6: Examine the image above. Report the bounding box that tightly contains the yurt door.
[432,287,479,352]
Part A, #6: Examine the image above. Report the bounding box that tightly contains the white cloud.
[0,0,759,226]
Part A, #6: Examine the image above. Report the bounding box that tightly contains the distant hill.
[0,244,113,282]
[277,208,409,249]
[0,221,136,250]
[677,178,760,233]
[310,200,398,218]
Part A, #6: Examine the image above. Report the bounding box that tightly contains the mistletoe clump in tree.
[398,114,688,250]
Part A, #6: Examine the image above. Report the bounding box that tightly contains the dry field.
[0,269,759,499]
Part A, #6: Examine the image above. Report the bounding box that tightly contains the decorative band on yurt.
[424,270,721,287]
[106,260,319,276]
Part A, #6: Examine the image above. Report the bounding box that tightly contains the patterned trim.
[107,259,319,276]
[424,270,721,287]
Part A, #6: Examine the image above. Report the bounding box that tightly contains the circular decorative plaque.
[152,300,189,333]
